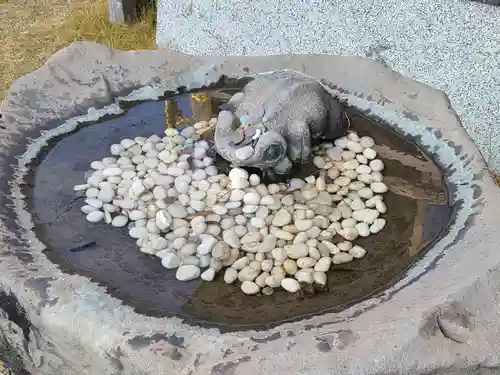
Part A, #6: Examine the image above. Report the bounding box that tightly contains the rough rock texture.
[156,0,500,172]
[0,41,500,375]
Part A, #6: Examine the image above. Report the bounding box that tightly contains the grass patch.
[0,0,156,100]
[492,171,500,187]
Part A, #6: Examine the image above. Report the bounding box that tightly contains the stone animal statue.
[213,71,349,178]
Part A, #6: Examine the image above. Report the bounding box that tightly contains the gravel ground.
[156,0,500,170]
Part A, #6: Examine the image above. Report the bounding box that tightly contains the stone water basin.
[27,88,453,331]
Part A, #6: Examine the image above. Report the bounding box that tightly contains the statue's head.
[213,109,293,175]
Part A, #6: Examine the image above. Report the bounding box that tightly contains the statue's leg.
[287,122,311,163]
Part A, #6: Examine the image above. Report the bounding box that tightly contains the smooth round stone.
[223,229,240,248]
[286,243,309,259]
[161,253,181,269]
[86,211,104,223]
[283,259,298,275]
[102,167,122,177]
[225,201,242,209]
[358,187,374,199]
[129,210,146,221]
[316,177,327,192]
[343,159,359,170]
[129,226,148,239]
[211,242,230,260]
[241,232,262,244]
[102,204,118,213]
[350,198,366,211]
[241,281,260,295]
[370,218,386,233]
[355,222,371,237]
[90,161,105,170]
[281,195,294,206]
[85,198,103,209]
[356,165,372,175]
[326,147,343,161]
[272,209,292,227]
[238,267,260,282]
[342,150,355,161]
[332,252,354,264]
[229,189,245,202]
[313,271,327,285]
[200,268,215,281]
[363,148,377,160]
[110,215,127,227]
[212,205,228,215]
[176,265,201,281]
[349,245,367,258]
[295,269,314,284]
[164,203,187,219]
[85,187,99,198]
[347,140,363,153]
[314,257,332,272]
[250,217,267,229]
[296,257,317,269]
[274,229,294,241]
[334,176,351,187]
[313,156,326,168]
[243,192,260,205]
[281,278,301,293]
[338,227,358,241]
[369,159,384,172]
[294,219,313,232]
[337,241,352,252]
[375,200,387,214]
[341,218,357,229]
[197,236,217,255]
[260,196,275,206]
[232,257,250,270]
[258,235,277,253]
[359,136,375,148]
[352,209,380,224]
[189,200,206,212]
[182,256,200,266]
[371,182,388,193]
[255,206,270,219]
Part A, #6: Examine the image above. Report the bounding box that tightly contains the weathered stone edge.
[0,42,499,375]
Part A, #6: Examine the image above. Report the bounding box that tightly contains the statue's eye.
[263,144,283,161]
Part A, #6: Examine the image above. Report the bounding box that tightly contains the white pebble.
[161,253,181,269]
[314,257,332,272]
[370,218,386,233]
[281,278,301,293]
[349,245,367,258]
[86,211,104,223]
[371,182,388,193]
[313,271,327,285]
[176,265,201,281]
[111,215,128,227]
[201,268,216,281]
[241,281,260,295]
[360,136,375,148]
[363,148,377,159]
[369,159,384,172]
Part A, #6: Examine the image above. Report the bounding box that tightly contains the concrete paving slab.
[0,42,499,375]
[156,0,500,171]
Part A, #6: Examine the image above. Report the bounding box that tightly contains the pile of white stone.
[74,120,388,296]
